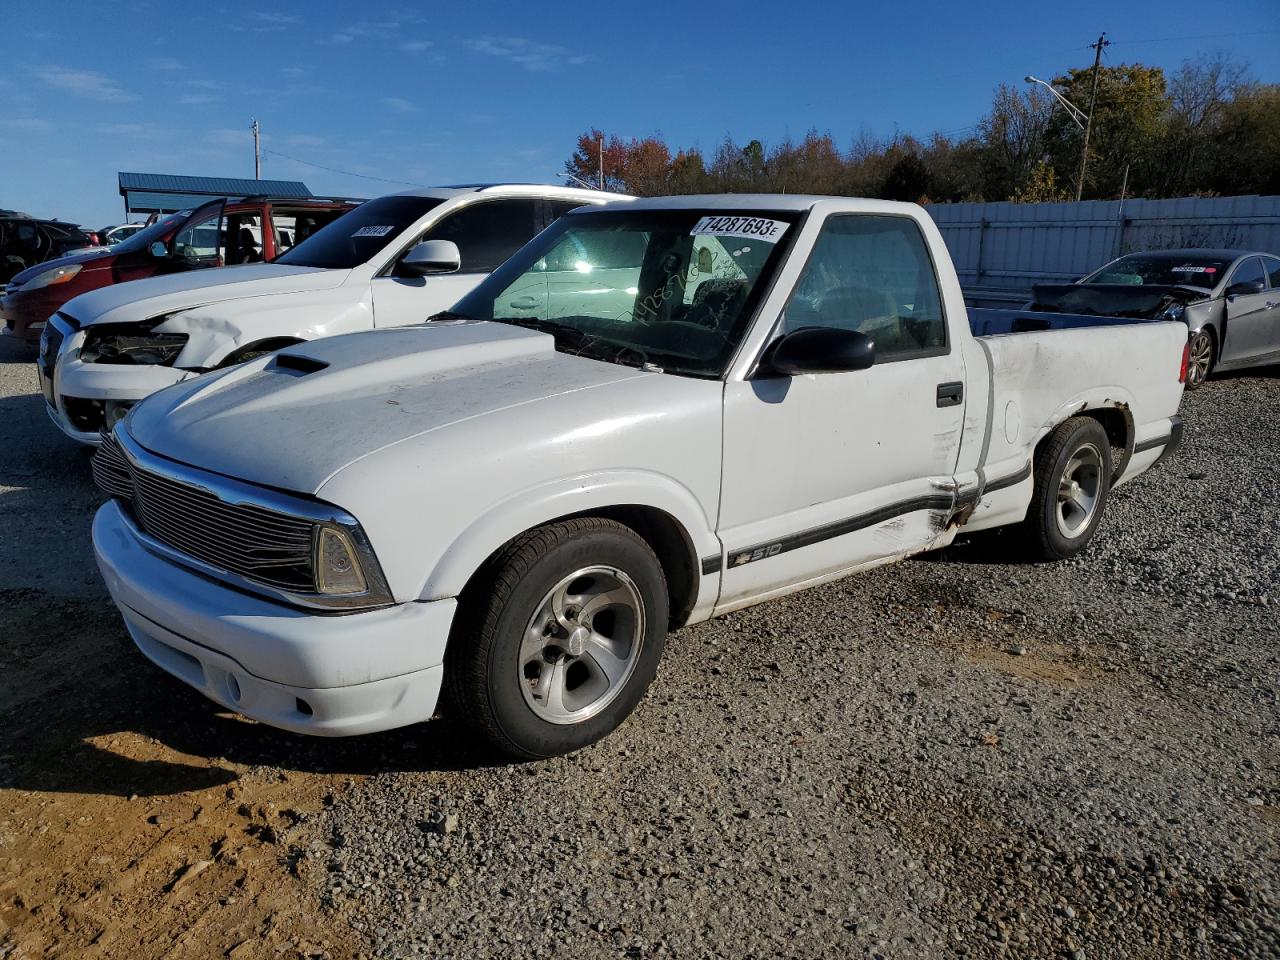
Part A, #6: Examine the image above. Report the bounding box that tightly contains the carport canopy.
[118,172,313,217]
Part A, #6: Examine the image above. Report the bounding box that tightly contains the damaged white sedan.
[38,184,626,443]
[92,195,1188,758]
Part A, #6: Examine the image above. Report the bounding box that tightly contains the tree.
[977,83,1055,201]
[1044,63,1168,199]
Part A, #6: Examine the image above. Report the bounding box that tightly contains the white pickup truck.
[91,195,1187,759]
[39,184,625,442]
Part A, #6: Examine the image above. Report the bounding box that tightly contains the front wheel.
[445,517,669,759]
[1020,417,1113,562]
[1185,329,1215,389]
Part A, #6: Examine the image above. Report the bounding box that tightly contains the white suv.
[41,184,629,442]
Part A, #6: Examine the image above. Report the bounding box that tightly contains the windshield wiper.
[425,310,478,323]
[500,317,652,369]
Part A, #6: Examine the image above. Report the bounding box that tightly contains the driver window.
[172,212,223,264]
[782,215,946,362]
[1229,257,1265,291]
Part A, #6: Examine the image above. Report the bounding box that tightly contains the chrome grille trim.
[91,426,393,611]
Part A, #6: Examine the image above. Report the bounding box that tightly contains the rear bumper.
[93,500,455,736]
[1153,415,1184,465]
[2,293,53,343]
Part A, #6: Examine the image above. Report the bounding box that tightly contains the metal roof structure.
[117,172,314,215]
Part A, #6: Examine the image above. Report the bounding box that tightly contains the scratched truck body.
[92,195,1187,759]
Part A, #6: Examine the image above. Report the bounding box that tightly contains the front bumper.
[93,500,455,736]
[42,326,192,444]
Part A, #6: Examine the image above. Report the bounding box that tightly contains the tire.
[1185,329,1215,389]
[1020,417,1113,562]
[445,517,669,759]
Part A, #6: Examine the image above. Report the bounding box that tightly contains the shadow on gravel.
[916,527,1028,566]
[0,587,511,801]
[0,341,37,364]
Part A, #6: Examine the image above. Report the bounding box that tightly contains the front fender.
[416,469,721,602]
[160,293,374,368]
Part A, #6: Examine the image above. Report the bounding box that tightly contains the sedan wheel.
[1186,331,1214,389]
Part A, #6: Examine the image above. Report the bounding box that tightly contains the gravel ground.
[2,333,1276,959]
[318,371,1279,959]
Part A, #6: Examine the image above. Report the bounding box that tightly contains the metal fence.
[926,195,1280,304]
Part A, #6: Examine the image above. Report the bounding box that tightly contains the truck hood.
[126,321,650,494]
[62,263,346,326]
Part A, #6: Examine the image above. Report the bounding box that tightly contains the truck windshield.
[275,196,442,269]
[1083,254,1232,288]
[449,209,799,377]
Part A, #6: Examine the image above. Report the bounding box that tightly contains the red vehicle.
[1,197,357,344]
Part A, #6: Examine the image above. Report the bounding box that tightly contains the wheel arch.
[417,472,720,629]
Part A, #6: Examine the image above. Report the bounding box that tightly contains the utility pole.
[251,118,261,179]
[598,136,604,191]
[1076,33,1109,202]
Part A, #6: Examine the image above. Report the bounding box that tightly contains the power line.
[261,148,426,187]
[1108,29,1280,46]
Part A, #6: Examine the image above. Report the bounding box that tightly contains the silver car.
[1075,250,1280,388]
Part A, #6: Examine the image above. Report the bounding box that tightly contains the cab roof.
[389,183,630,203]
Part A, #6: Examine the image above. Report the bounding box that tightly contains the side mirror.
[399,239,461,276]
[758,326,875,377]
[149,241,169,258]
[1226,280,1263,299]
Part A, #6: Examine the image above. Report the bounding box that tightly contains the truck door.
[716,213,967,608]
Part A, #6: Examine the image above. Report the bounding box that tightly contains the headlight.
[1155,301,1186,323]
[82,326,189,365]
[315,525,370,595]
[25,264,82,290]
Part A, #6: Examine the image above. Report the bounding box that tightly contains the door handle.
[936,381,964,407]
[1265,300,1279,310]
[509,296,539,310]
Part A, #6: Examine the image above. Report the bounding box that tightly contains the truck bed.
[968,307,1159,338]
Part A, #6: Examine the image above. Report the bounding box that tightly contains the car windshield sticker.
[690,216,788,243]
[1174,265,1216,273]
[352,225,395,238]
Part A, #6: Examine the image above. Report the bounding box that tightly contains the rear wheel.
[1020,417,1112,561]
[1185,329,1215,389]
[445,518,668,759]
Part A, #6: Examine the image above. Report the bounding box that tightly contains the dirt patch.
[0,589,366,959]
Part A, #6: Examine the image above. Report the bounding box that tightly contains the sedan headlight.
[1155,301,1187,323]
[82,324,189,365]
[24,263,82,290]
[315,525,370,595]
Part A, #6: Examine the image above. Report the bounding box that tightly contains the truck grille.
[93,432,317,591]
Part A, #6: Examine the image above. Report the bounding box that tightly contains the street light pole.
[1076,33,1110,202]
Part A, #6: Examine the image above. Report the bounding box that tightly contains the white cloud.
[206,128,253,146]
[149,57,182,71]
[1,118,52,132]
[37,66,134,102]
[286,133,326,147]
[400,40,434,53]
[465,35,593,72]
[383,97,418,113]
[179,94,221,105]
[324,21,401,45]
[254,12,300,24]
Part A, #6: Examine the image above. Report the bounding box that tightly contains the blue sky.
[3,0,1278,227]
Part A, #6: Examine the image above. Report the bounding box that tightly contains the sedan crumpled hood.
[62,263,345,326]
[126,321,649,495]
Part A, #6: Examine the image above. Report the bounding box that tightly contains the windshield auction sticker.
[1173,265,1216,273]
[691,216,789,243]
[352,225,395,238]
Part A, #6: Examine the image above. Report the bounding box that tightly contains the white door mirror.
[399,240,461,276]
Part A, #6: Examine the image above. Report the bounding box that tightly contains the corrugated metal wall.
[926,194,1280,302]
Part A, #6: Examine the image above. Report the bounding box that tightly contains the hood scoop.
[271,352,329,376]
